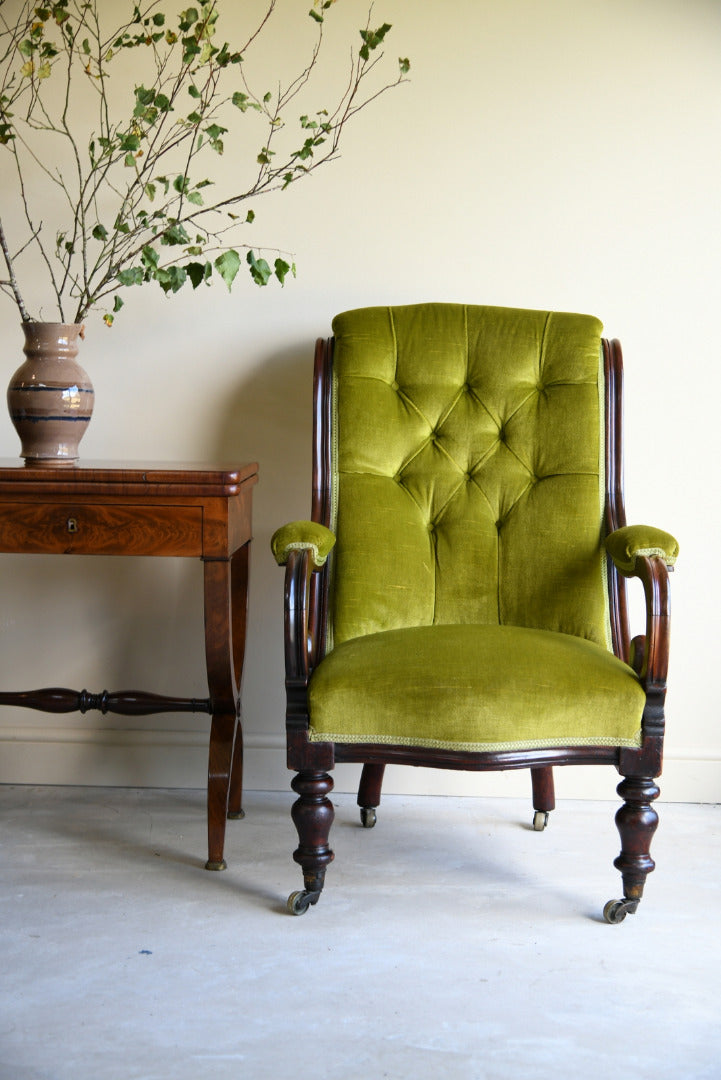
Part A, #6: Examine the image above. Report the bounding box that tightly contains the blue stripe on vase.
[9,414,92,423]
[10,385,94,394]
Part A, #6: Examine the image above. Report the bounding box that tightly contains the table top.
[0,459,259,498]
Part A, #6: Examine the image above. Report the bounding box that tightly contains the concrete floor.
[1,785,719,1080]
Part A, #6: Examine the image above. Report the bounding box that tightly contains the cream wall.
[0,0,718,803]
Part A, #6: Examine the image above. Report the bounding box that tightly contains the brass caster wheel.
[603,897,639,924]
[228,808,245,820]
[205,858,227,871]
[532,810,549,831]
[287,889,321,916]
[360,807,377,829]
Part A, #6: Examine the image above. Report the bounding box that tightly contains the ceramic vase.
[7,322,94,466]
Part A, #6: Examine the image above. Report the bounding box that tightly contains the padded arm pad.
[271,520,336,569]
[605,524,679,573]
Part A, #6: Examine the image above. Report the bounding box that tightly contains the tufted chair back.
[328,303,611,650]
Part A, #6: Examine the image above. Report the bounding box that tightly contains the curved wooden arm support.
[284,547,322,737]
[284,549,313,683]
[625,554,671,737]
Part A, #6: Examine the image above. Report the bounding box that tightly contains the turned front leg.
[288,771,335,913]
[605,775,660,921]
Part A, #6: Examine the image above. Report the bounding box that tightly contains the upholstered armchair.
[272,304,678,920]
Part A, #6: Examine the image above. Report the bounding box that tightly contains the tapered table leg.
[203,543,250,869]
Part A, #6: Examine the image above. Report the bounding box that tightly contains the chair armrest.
[271,522,336,694]
[628,555,672,736]
[605,524,678,574]
[606,528,676,727]
[271,520,336,570]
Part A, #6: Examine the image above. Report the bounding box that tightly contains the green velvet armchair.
[272,304,677,920]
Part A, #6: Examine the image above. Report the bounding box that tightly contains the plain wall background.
[0,0,717,803]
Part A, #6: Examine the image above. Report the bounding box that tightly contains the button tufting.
[391,380,400,391]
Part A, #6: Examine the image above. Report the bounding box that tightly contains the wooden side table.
[0,459,258,871]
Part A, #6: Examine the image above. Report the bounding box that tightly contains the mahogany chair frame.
[281,336,671,920]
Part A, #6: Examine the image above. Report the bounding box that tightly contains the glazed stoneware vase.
[7,322,94,466]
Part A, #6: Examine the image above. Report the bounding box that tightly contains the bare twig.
[0,216,31,321]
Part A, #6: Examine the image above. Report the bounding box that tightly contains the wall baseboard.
[0,726,718,803]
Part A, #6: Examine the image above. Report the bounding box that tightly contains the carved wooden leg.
[203,544,250,870]
[227,723,245,820]
[531,766,555,831]
[604,775,660,923]
[288,771,335,914]
[206,709,237,870]
[357,763,385,828]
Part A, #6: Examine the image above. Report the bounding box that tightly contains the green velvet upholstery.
[327,304,610,649]
[606,524,679,574]
[271,520,336,569]
[300,303,649,752]
[309,624,645,750]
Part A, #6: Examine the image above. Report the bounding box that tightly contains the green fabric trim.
[307,731,642,751]
[270,520,336,568]
[605,524,679,573]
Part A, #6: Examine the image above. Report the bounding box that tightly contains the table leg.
[203,542,250,870]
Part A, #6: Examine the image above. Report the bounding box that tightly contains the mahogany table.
[0,459,258,871]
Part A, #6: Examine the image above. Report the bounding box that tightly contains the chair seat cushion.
[308,624,645,752]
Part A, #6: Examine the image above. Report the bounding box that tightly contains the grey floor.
[1,785,719,1080]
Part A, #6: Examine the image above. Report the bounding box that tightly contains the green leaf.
[309,8,323,22]
[145,182,156,201]
[205,124,227,141]
[141,246,160,270]
[274,258,294,286]
[186,260,212,288]
[188,84,201,98]
[232,91,255,112]
[92,224,108,241]
[134,85,156,106]
[179,8,199,32]
[155,265,187,294]
[182,36,201,63]
[120,133,141,152]
[117,267,144,286]
[399,57,410,75]
[246,250,271,287]
[161,222,191,246]
[359,23,392,62]
[187,190,203,206]
[113,295,124,312]
[103,313,114,327]
[214,249,241,291]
